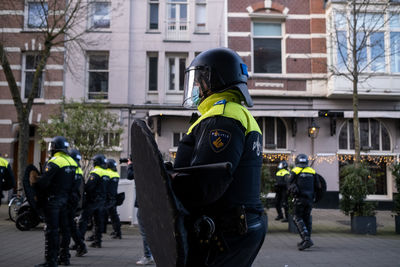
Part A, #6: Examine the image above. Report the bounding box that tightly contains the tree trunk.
[352,78,361,167]
[17,116,30,191]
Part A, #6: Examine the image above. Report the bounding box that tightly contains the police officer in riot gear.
[173,47,267,267]
[0,155,15,201]
[77,154,108,251]
[274,160,290,222]
[104,159,122,239]
[289,154,317,251]
[63,149,85,261]
[35,136,78,267]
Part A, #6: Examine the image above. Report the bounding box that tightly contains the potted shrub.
[391,162,400,234]
[339,163,377,234]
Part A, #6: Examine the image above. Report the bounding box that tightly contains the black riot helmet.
[92,154,106,168]
[106,159,117,172]
[48,136,69,156]
[69,149,82,166]
[277,160,288,170]
[183,47,253,108]
[295,154,309,168]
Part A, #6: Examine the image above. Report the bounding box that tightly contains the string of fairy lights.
[170,151,398,165]
[262,153,398,165]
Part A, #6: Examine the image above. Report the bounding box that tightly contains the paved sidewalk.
[1,205,399,267]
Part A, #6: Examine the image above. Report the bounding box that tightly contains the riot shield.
[23,164,41,212]
[131,119,188,267]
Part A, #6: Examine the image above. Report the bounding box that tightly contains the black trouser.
[78,200,105,244]
[274,185,288,218]
[62,205,82,249]
[104,199,121,236]
[43,197,69,264]
[293,198,313,240]
[187,213,267,267]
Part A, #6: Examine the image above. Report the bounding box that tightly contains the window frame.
[148,0,160,31]
[338,119,391,152]
[166,54,187,93]
[260,117,288,150]
[195,0,207,33]
[251,20,285,75]
[24,0,48,30]
[21,52,44,99]
[165,0,189,40]
[172,132,185,147]
[147,52,159,92]
[86,51,110,101]
[88,0,111,30]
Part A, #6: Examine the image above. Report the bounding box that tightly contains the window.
[390,14,400,72]
[23,53,43,99]
[167,55,186,91]
[149,0,159,30]
[253,22,282,74]
[148,53,158,91]
[260,117,287,149]
[27,1,48,28]
[103,132,120,147]
[173,132,184,147]
[195,0,207,32]
[166,0,188,40]
[87,52,109,100]
[334,12,386,72]
[339,119,391,151]
[89,1,111,29]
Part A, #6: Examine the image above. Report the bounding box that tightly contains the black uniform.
[289,166,317,250]
[105,168,121,238]
[78,166,108,247]
[173,92,267,267]
[63,166,84,260]
[35,152,78,266]
[0,156,15,200]
[274,168,290,221]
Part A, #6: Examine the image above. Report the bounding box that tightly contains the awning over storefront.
[148,110,198,117]
[250,110,319,117]
[344,111,400,118]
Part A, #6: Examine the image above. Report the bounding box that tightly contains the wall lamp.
[308,118,320,139]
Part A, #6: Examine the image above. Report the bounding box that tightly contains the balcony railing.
[165,19,189,41]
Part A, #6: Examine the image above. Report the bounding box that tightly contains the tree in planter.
[38,99,124,177]
[339,163,377,234]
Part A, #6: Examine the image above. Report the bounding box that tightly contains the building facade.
[0,0,66,177]
[226,0,400,208]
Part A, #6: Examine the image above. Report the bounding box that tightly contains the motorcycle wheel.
[15,211,33,231]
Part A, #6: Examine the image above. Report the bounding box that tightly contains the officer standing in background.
[0,154,15,203]
[57,148,83,265]
[274,160,290,222]
[172,47,267,267]
[64,149,85,261]
[77,154,108,251]
[34,136,78,267]
[105,159,122,239]
[288,154,317,251]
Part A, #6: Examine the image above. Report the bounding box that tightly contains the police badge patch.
[209,129,231,152]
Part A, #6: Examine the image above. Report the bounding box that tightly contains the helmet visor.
[183,66,210,108]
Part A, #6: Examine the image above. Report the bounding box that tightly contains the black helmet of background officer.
[277,160,288,170]
[69,149,82,167]
[183,47,253,108]
[92,154,106,168]
[295,154,309,168]
[48,136,69,156]
[106,159,117,172]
